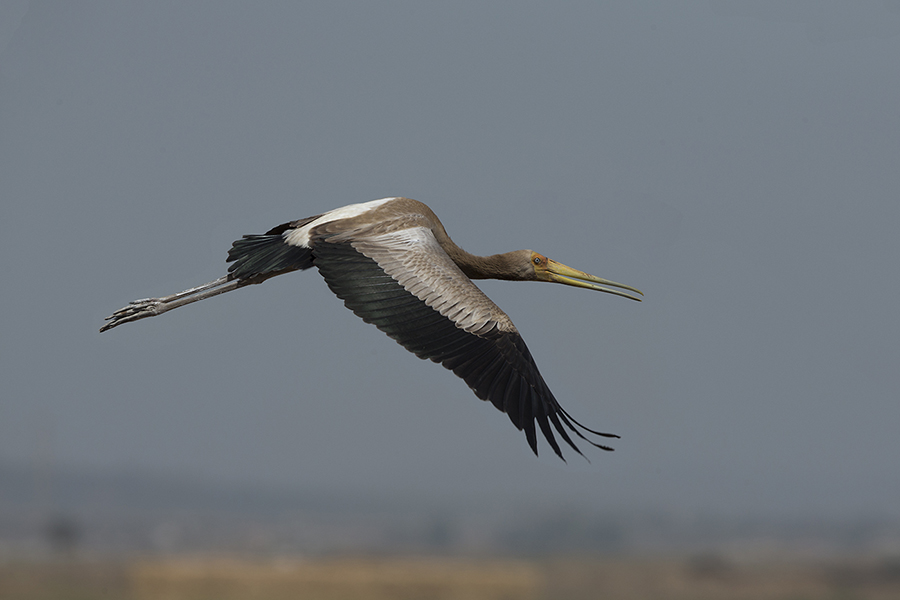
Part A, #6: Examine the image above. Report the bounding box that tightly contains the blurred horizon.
[4,459,899,561]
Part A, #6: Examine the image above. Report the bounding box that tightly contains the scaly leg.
[100,276,241,332]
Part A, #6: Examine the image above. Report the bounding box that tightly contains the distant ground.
[3,555,900,600]
[2,461,899,559]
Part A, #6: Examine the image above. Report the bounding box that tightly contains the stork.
[102,198,642,460]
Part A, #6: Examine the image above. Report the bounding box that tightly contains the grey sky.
[2,1,898,520]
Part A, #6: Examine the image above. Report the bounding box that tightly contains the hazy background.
[2,0,899,541]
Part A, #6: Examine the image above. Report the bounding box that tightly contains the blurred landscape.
[2,461,899,599]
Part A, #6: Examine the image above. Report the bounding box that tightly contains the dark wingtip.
[538,403,618,461]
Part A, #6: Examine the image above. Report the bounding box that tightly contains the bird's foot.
[100,298,165,332]
[100,276,237,333]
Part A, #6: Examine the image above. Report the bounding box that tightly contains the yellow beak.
[540,258,643,301]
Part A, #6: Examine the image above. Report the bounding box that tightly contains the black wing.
[311,230,617,460]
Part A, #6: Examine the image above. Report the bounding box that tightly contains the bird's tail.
[227,232,314,282]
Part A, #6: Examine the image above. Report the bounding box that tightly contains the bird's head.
[529,251,643,301]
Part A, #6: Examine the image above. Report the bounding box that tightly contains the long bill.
[540,259,643,301]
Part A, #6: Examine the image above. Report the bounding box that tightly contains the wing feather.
[310,227,616,459]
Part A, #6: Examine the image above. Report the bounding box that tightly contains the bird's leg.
[100,276,241,332]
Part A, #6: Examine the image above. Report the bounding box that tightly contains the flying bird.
[101,198,642,459]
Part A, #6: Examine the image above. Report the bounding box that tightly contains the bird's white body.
[284,198,396,249]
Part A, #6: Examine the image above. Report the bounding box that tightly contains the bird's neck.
[446,246,531,281]
[423,205,531,281]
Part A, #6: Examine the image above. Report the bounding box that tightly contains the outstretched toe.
[100,299,163,332]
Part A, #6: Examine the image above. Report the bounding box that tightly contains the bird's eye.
[533,257,542,265]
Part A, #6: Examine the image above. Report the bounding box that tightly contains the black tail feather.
[227,234,314,281]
